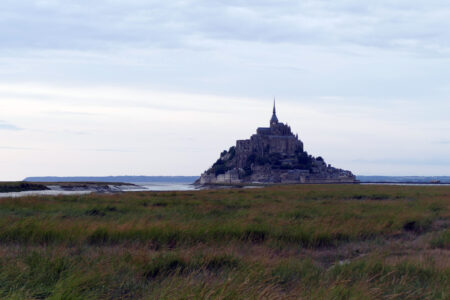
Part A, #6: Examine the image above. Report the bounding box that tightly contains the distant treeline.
[357,176,450,183]
[24,176,199,184]
[0,182,49,192]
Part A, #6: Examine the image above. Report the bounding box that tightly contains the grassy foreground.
[0,184,449,299]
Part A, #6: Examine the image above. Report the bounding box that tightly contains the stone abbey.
[197,101,356,184]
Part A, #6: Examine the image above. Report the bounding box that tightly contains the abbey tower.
[197,101,356,185]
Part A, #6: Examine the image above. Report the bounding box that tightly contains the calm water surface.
[0,190,92,198]
[0,182,197,198]
[1,182,449,198]
[131,182,198,191]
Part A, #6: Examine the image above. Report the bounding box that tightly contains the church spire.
[270,97,278,125]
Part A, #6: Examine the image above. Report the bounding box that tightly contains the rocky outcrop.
[196,103,357,185]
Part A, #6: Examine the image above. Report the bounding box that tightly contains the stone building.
[197,100,357,185]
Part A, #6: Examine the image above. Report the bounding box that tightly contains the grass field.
[0,184,449,299]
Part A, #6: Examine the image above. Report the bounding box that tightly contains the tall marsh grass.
[0,184,448,299]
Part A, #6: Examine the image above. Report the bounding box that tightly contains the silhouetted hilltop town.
[197,101,357,184]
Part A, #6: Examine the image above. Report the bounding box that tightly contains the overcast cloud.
[0,1,449,180]
[2,1,450,52]
[0,120,21,130]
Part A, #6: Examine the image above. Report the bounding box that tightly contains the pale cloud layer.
[0,120,21,130]
[2,0,450,53]
[1,1,449,180]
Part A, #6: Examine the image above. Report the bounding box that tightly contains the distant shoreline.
[2,180,450,197]
[22,175,450,184]
[361,182,450,186]
[0,181,137,195]
[23,176,199,184]
[1,175,449,196]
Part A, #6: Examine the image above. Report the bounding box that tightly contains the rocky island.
[197,101,357,185]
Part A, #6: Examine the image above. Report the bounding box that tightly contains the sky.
[1,0,450,180]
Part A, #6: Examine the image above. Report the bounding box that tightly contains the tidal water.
[0,182,198,198]
[130,182,199,191]
[0,190,92,198]
[1,182,449,198]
